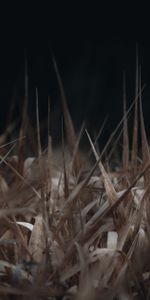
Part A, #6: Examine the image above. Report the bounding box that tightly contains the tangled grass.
[0,58,149,299]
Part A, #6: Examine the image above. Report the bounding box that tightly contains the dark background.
[0,3,150,149]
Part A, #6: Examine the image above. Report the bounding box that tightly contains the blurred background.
[0,3,150,152]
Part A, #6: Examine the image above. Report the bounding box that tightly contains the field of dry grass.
[0,57,150,299]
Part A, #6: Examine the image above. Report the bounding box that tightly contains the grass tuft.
[0,60,150,299]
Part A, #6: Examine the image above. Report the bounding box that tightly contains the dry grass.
[0,59,150,299]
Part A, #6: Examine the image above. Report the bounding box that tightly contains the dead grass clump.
[0,59,150,299]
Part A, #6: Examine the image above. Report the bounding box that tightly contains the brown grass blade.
[12,216,32,259]
[86,129,125,228]
[131,48,139,175]
[86,115,108,164]
[36,88,42,159]
[122,72,129,171]
[47,98,52,195]
[28,214,46,263]
[0,136,25,150]
[86,130,118,205]
[17,54,28,175]
[71,122,86,178]
[145,184,150,226]
[0,143,17,166]
[36,88,47,215]
[61,118,69,198]
[52,55,83,175]
[44,98,53,216]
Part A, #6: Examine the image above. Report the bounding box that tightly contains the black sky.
[0,4,150,144]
